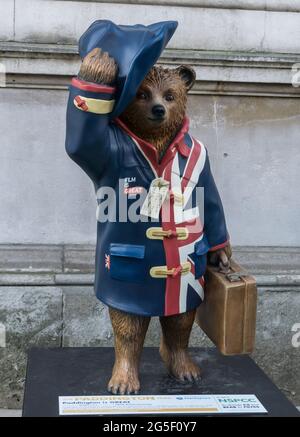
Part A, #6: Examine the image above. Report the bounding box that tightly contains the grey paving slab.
[0,286,63,409]
[62,286,113,347]
[253,290,300,406]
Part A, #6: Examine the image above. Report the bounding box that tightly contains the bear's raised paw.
[79,47,118,85]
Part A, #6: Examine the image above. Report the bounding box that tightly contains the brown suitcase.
[196,260,257,355]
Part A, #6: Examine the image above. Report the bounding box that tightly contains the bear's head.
[119,65,196,159]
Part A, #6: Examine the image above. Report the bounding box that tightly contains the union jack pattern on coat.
[65,78,229,316]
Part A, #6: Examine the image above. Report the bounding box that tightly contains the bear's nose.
[152,105,165,118]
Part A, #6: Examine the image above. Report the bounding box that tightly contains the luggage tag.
[140,178,170,219]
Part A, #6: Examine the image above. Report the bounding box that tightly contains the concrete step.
[1,244,300,289]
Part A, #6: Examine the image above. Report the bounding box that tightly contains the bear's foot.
[107,362,140,395]
[160,347,201,382]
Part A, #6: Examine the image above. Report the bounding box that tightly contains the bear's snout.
[151,104,166,118]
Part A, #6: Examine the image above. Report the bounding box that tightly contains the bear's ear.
[176,65,196,91]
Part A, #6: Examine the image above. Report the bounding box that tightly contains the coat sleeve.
[65,77,117,183]
[201,149,229,251]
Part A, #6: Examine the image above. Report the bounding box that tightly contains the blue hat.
[79,20,178,117]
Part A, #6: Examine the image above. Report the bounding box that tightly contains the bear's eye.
[164,93,174,102]
[137,91,148,100]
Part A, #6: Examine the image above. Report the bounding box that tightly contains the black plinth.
[23,347,299,417]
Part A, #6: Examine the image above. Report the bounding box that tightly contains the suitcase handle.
[225,272,249,282]
[218,263,249,282]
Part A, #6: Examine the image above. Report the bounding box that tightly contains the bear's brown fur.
[119,65,195,160]
[78,48,230,395]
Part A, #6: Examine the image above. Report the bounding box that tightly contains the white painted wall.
[9,0,300,54]
[0,0,300,245]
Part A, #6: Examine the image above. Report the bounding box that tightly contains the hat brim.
[79,20,178,117]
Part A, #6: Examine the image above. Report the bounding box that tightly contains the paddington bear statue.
[65,20,231,395]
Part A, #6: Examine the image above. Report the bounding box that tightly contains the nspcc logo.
[217,397,256,403]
